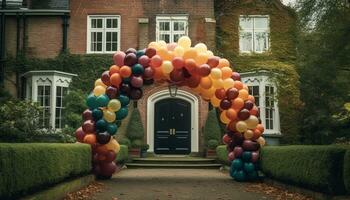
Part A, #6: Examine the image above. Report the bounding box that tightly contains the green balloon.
[92,108,103,120]
[86,94,98,109]
[136,50,145,58]
[119,95,130,107]
[107,123,118,135]
[242,151,252,162]
[232,158,243,170]
[116,107,128,120]
[96,94,110,107]
[247,171,258,180]
[132,64,144,75]
[243,162,255,173]
[233,170,246,182]
[96,119,108,132]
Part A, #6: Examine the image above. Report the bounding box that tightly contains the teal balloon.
[86,94,98,109]
[92,108,103,120]
[96,94,110,107]
[116,107,128,120]
[242,151,252,162]
[132,64,144,75]
[247,171,258,180]
[115,120,122,127]
[232,158,243,170]
[123,77,131,83]
[96,119,108,132]
[119,95,130,106]
[230,167,236,178]
[244,162,255,173]
[107,123,118,135]
[233,170,246,182]
[136,50,145,58]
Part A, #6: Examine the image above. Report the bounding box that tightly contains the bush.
[131,139,143,148]
[116,145,129,164]
[216,145,230,165]
[344,150,350,193]
[62,89,86,129]
[118,137,131,148]
[260,145,347,194]
[204,109,222,144]
[126,108,144,140]
[0,143,91,199]
[207,139,219,150]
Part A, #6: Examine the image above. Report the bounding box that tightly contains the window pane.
[106,32,111,42]
[112,19,118,28]
[255,32,268,52]
[38,86,44,96]
[239,17,253,29]
[106,19,112,28]
[160,34,170,43]
[97,19,103,28]
[240,32,252,52]
[174,21,185,31]
[254,17,268,29]
[173,34,185,43]
[45,86,50,96]
[91,18,103,28]
[159,22,170,31]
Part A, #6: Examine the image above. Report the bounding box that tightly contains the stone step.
[125,163,222,169]
[131,157,217,164]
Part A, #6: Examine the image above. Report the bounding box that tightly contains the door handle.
[173,128,176,135]
[169,129,172,135]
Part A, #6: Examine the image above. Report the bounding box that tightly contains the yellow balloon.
[148,41,160,50]
[212,79,224,89]
[223,78,234,90]
[244,130,254,139]
[105,139,120,153]
[210,68,222,79]
[108,99,121,112]
[158,40,167,48]
[220,111,231,124]
[201,86,215,99]
[207,50,214,57]
[236,121,248,132]
[95,78,107,88]
[93,85,106,96]
[161,61,174,74]
[238,89,249,100]
[245,115,259,129]
[195,53,209,65]
[174,46,185,57]
[183,48,198,60]
[194,43,207,54]
[257,137,266,147]
[210,96,221,107]
[157,47,169,60]
[103,109,116,123]
[177,36,191,50]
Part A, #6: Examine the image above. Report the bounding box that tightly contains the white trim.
[147,89,199,154]
[156,15,188,43]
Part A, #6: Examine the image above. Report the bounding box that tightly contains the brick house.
[0,0,298,155]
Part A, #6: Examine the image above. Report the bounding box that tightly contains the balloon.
[150,55,162,68]
[106,86,119,99]
[210,68,222,79]
[105,139,120,153]
[104,151,117,162]
[238,89,249,100]
[251,151,259,163]
[200,76,212,89]
[130,76,144,88]
[250,106,259,116]
[116,107,129,120]
[197,64,211,77]
[207,50,214,57]
[220,99,232,110]
[110,73,122,87]
[167,42,177,51]
[186,74,201,88]
[96,131,111,145]
[195,53,209,65]
[93,85,106,96]
[244,130,254,139]
[223,134,232,144]
[83,134,96,145]
[244,100,254,110]
[101,71,111,86]
[174,46,185,57]
[218,58,230,68]
[148,41,160,50]
[231,72,241,81]
[108,99,121,112]
[252,129,262,140]
[118,95,130,107]
[130,88,143,100]
[238,109,250,120]
[113,51,125,66]
[207,56,220,68]
[245,115,259,129]
[242,151,252,162]
[106,123,118,135]
[172,57,185,70]
[157,47,168,60]
[233,146,243,158]
[131,64,144,76]
[124,53,137,66]
[145,47,156,58]
[109,65,120,76]
[136,50,145,58]
[244,162,255,173]
[184,59,197,73]
[220,111,230,124]
[257,137,266,147]
[221,67,233,79]
[233,170,246,182]
[226,108,237,121]
[95,79,107,88]
[194,43,207,53]
[232,98,244,110]
[201,86,215,100]
[223,78,234,90]
[226,88,239,100]
[75,127,86,142]
[256,124,264,133]
[228,151,235,161]
[92,108,103,120]
[232,158,243,170]
[161,61,174,74]
[177,36,191,49]
[103,109,116,123]
[82,120,95,133]
[236,121,248,132]
[119,83,131,95]
[143,67,155,80]
[96,94,110,107]
[234,81,244,90]
[126,48,137,55]
[170,69,185,83]
[119,66,132,78]
[96,119,108,132]
[210,96,221,107]
[212,78,224,89]
[87,94,98,109]
[82,109,93,121]
[242,140,260,151]
[183,48,198,60]
[99,161,117,177]
[215,88,226,99]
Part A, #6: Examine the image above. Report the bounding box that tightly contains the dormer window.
[239,16,270,53]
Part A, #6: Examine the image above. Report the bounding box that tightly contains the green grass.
[216,145,230,165]
[260,145,347,194]
[0,143,91,199]
[116,145,129,164]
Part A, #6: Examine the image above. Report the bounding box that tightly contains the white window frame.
[239,15,270,54]
[22,71,77,129]
[87,15,121,54]
[240,71,281,135]
[156,15,188,43]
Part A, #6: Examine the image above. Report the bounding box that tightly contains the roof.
[22,70,77,78]
[30,0,69,10]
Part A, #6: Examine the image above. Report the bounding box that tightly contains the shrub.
[118,137,131,148]
[204,109,222,144]
[344,150,350,193]
[207,139,219,150]
[126,108,144,140]
[216,145,230,165]
[260,145,347,194]
[0,143,91,199]
[116,145,129,164]
[131,139,143,148]
[62,89,86,129]
[141,144,150,151]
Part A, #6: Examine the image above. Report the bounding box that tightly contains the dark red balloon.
[104,150,117,162]
[186,75,201,88]
[101,71,111,86]
[125,48,137,55]
[244,100,254,110]
[233,146,243,158]
[82,109,93,121]
[172,57,185,69]
[226,88,239,100]
[207,56,220,68]
[220,99,232,110]
[242,140,260,151]
[124,53,137,66]
[145,47,156,58]
[138,55,150,67]
[170,69,185,83]
[238,109,250,120]
[98,161,117,177]
[130,88,143,100]
[223,134,232,144]
[82,120,95,133]
[215,88,226,99]
[182,68,192,78]
[75,127,86,142]
[96,131,111,145]
[120,83,131,95]
[198,64,211,77]
[231,72,241,81]
[130,76,143,88]
[106,86,119,99]
[143,67,155,80]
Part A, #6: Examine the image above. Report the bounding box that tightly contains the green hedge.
[260,145,347,194]
[116,145,129,164]
[204,109,222,146]
[0,143,91,199]
[216,145,230,165]
[344,150,350,193]
[126,108,144,140]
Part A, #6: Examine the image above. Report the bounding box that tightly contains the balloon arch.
[75,36,266,181]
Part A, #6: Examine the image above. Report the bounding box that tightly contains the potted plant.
[206,139,219,158]
[140,144,149,158]
[129,139,142,157]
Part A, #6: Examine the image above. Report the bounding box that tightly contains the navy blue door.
[154,98,191,154]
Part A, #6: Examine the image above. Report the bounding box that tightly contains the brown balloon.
[220,99,232,110]
[226,88,239,100]
[238,109,250,120]
[207,56,220,68]
[82,109,93,121]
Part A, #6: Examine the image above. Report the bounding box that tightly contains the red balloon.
[82,109,93,121]
[82,120,95,133]
[231,72,241,81]
[226,88,239,100]
[130,76,143,88]
[223,134,232,144]
[145,47,156,58]
[104,150,117,162]
[198,64,211,77]
[101,71,111,86]
[238,109,250,120]
[242,140,260,151]
[215,88,226,99]
[98,161,117,177]
[143,67,155,80]
[172,57,185,70]
[184,59,197,73]
[113,51,125,66]
[124,53,137,66]
[170,69,185,83]
[220,99,232,110]
[233,146,243,158]
[138,55,150,67]
[186,75,201,88]
[75,127,86,142]
[207,56,220,68]
[150,55,162,68]
[228,151,235,161]
[106,86,119,99]
[250,106,259,116]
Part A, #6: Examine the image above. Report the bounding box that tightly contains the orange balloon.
[200,76,212,89]
[220,111,230,124]
[250,106,259,116]
[109,65,120,76]
[83,134,96,145]
[210,96,221,107]
[201,86,215,99]
[157,47,169,60]
[227,120,238,132]
[110,73,122,87]
[243,84,248,91]
[252,129,262,140]
[221,67,233,79]
[119,66,132,78]
[153,67,164,81]
[238,89,249,100]
[95,144,109,154]
[256,124,265,133]
[226,108,237,121]
[218,58,230,68]
[234,81,244,90]
[183,48,198,60]
[212,78,224,89]
[232,97,244,110]
[248,95,255,103]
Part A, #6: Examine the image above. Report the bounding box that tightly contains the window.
[87,16,120,53]
[239,16,269,53]
[37,85,51,128]
[55,86,68,129]
[240,71,280,135]
[156,16,188,43]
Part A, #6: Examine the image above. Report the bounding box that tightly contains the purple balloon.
[96,131,111,145]
[130,76,144,88]
[99,161,117,177]
[120,83,131,95]
[233,146,243,158]
[242,140,260,151]
[124,53,137,66]
[106,86,119,99]
[130,88,143,100]
[125,48,137,55]
[75,127,86,142]
[104,151,117,162]
[231,72,241,81]
[113,51,125,67]
[82,120,95,133]
[238,109,250,120]
[220,99,232,110]
[143,67,155,80]
[244,100,254,110]
[101,71,110,86]
[170,69,185,83]
[82,109,93,121]
[138,55,150,67]
[226,88,239,100]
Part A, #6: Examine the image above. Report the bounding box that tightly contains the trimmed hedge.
[116,145,129,164]
[0,143,91,199]
[204,109,222,146]
[260,145,347,194]
[344,150,350,193]
[216,145,230,165]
